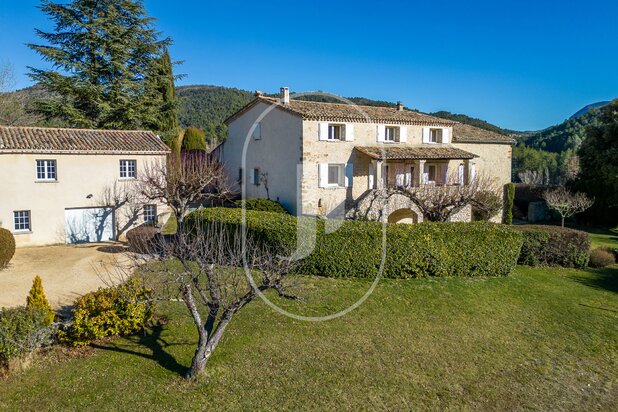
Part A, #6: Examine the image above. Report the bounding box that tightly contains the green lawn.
[581,226,618,249]
[1,265,617,410]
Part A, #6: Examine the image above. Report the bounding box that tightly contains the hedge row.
[516,225,590,268]
[185,208,524,278]
[0,307,56,366]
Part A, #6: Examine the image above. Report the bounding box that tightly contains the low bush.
[516,225,590,268]
[234,198,288,214]
[589,247,616,268]
[0,307,56,367]
[60,278,154,347]
[26,276,55,325]
[0,228,16,269]
[185,208,523,278]
[126,225,159,254]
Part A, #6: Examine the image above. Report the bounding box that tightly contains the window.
[36,160,56,180]
[252,123,261,140]
[238,167,243,184]
[120,160,136,179]
[327,164,345,186]
[430,128,443,143]
[328,124,345,141]
[252,168,260,186]
[384,126,399,142]
[14,210,31,232]
[426,165,437,182]
[143,205,157,224]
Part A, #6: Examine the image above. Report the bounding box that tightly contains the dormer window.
[430,128,443,143]
[384,126,399,142]
[328,124,345,141]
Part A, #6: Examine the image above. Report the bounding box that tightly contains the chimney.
[280,87,290,104]
[397,101,404,111]
[254,90,264,97]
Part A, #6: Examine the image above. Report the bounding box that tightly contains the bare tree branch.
[542,187,594,227]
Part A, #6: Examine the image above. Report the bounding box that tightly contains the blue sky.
[1,0,617,131]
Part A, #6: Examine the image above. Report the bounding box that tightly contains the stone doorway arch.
[387,208,418,224]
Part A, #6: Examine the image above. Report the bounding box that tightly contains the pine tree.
[28,0,170,129]
[181,127,207,151]
[26,276,55,325]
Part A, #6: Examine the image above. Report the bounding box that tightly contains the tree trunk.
[184,314,232,379]
[561,216,565,228]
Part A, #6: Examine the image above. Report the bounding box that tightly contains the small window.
[427,165,437,182]
[120,160,137,179]
[328,124,345,141]
[144,205,157,224]
[36,160,56,180]
[252,123,261,140]
[327,164,344,186]
[430,128,443,143]
[14,210,31,232]
[384,126,399,142]
[238,167,243,184]
[253,168,260,186]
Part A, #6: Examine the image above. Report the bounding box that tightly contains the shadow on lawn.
[92,322,189,376]
[568,266,618,294]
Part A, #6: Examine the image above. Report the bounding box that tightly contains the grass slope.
[1,265,617,410]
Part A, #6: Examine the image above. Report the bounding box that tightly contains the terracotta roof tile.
[452,123,516,144]
[355,145,478,160]
[226,96,456,126]
[0,126,170,154]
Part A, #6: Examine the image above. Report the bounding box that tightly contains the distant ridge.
[569,101,610,119]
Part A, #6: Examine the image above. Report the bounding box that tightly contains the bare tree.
[139,152,233,232]
[389,172,503,222]
[138,224,296,379]
[542,187,593,227]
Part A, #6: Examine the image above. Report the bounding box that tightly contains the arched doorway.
[387,208,418,224]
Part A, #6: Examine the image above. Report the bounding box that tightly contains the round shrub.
[234,198,288,214]
[60,278,154,347]
[516,225,590,268]
[185,208,524,279]
[0,228,16,270]
[589,247,616,268]
[126,225,160,254]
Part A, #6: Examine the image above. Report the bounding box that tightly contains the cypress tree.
[28,0,170,129]
[181,127,207,151]
[26,276,55,325]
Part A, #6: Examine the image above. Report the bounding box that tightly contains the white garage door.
[65,207,114,244]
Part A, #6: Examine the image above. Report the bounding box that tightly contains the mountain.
[569,101,610,119]
[519,105,607,153]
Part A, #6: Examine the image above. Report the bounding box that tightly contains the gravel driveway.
[0,243,128,309]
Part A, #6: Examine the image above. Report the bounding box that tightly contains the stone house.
[219,88,515,223]
[0,126,170,247]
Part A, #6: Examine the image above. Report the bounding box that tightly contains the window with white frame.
[327,164,344,186]
[429,128,443,143]
[426,164,437,183]
[14,210,31,232]
[119,160,137,179]
[36,160,56,180]
[328,124,345,141]
[143,204,157,224]
[384,126,399,142]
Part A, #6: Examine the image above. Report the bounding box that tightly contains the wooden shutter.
[458,164,465,185]
[422,127,430,143]
[249,168,255,185]
[376,125,385,142]
[318,163,328,188]
[345,124,355,141]
[399,126,408,142]
[471,163,477,182]
[368,163,375,189]
[344,163,353,187]
[442,127,450,144]
[318,123,329,141]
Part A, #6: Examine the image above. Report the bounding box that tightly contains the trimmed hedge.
[0,228,16,269]
[516,225,590,268]
[503,183,515,224]
[234,198,288,214]
[185,208,523,278]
